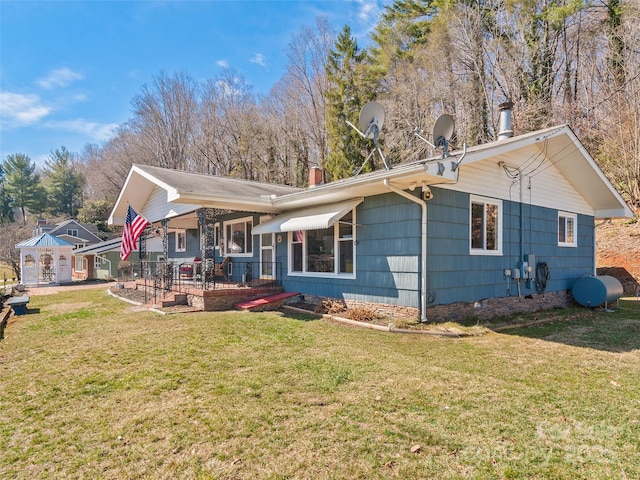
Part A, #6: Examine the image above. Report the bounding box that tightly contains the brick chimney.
[309,166,324,187]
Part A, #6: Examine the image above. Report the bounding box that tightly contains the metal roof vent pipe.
[497,100,514,141]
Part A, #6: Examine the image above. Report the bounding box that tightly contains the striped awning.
[252,198,363,234]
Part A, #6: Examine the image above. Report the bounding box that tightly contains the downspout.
[383,179,428,323]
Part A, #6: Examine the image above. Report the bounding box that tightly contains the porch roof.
[109,164,302,225]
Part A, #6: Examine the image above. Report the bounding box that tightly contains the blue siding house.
[109,122,633,320]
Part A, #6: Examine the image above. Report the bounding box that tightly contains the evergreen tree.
[370,0,436,77]
[43,146,85,218]
[3,153,47,224]
[0,164,14,223]
[77,199,113,234]
[325,26,377,180]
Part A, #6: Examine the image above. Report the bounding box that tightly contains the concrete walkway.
[24,281,116,296]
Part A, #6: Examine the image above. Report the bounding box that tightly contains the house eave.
[272,158,460,210]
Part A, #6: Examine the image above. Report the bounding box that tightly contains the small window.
[470,196,502,255]
[67,229,78,237]
[558,212,577,247]
[175,230,187,252]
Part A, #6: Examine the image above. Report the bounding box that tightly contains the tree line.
[2,0,639,234]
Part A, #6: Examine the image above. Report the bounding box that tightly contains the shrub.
[314,299,347,315]
[345,307,378,323]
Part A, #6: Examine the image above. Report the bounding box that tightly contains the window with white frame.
[223,217,253,256]
[175,230,187,252]
[470,196,502,255]
[558,212,577,247]
[67,229,78,236]
[74,256,84,272]
[289,210,355,276]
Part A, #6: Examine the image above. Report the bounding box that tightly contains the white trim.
[287,209,357,278]
[222,216,253,257]
[469,195,503,255]
[259,230,276,279]
[558,211,578,247]
[175,230,187,252]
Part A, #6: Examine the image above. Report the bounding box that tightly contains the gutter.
[384,179,429,323]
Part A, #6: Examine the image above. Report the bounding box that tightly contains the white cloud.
[37,67,84,89]
[250,53,267,67]
[356,0,383,25]
[44,119,118,141]
[216,59,229,68]
[0,92,51,127]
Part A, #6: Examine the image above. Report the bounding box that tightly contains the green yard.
[1,290,639,479]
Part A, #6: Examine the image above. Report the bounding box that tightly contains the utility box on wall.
[523,254,535,279]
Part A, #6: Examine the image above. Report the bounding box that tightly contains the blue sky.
[0,0,388,165]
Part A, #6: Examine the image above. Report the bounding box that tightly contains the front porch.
[119,260,289,312]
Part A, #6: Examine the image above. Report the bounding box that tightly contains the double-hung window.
[223,217,253,256]
[289,210,355,276]
[470,195,502,255]
[175,230,187,252]
[558,212,577,247]
[74,256,84,272]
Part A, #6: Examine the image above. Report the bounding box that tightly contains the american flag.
[120,205,150,261]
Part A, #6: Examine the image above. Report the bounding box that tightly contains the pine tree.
[0,164,14,223]
[325,26,378,180]
[43,147,86,218]
[3,153,47,224]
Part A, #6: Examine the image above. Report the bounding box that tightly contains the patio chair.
[214,257,230,281]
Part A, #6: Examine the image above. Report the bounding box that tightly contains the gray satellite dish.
[346,101,390,174]
[359,101,385,139]
[415,114,455,158]
[432,114,454,149]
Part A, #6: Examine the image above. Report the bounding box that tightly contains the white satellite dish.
[346,101,390,174]
[432,114,454,148]
[358,101,385,139]
[415,113,456,157]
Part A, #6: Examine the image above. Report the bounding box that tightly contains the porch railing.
[117,259,282,301]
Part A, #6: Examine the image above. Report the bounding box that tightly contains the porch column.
[161,218,169,260]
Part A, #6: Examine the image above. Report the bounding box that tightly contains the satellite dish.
[432,114,454,148]
[345,101,390,173]
[359,101,385,139]
[414,113,455,158]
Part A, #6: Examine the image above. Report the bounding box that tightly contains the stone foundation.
[294,290,572,323]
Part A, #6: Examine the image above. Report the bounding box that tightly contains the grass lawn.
[0,261,17,284]
[1,290,639,479]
